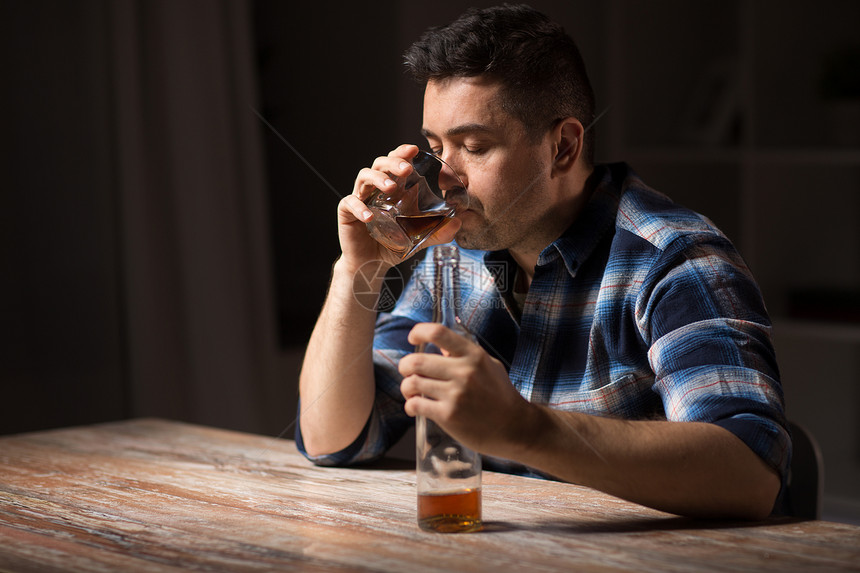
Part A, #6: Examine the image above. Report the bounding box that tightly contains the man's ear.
[551,118,584,176]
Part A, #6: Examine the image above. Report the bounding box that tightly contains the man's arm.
[398,323,781,520]
[520,407,781,519]
[298,257,384,456]
[299,145,460,457]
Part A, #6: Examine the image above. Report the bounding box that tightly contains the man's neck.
[509,250,539,290]
[508,164,596,290]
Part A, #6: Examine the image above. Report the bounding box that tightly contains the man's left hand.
[398,323,533,456]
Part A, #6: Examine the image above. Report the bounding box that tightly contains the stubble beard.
[453,156,552,254]
[453,211,532,254]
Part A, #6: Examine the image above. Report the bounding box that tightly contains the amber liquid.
[417,488,482,533]
[395,211,451,244]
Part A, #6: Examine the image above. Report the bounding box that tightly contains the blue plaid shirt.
[298,162,790,493]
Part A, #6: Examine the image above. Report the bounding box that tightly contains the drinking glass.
[364,151,468,260]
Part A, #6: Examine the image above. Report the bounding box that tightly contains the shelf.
[623,147,860,165]
[752,148,860,165]
[623,147,743,164]
[772,318,860,343]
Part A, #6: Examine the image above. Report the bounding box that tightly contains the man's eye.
[464,146,486,155]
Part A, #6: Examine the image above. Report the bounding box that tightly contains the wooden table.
[1,419,858,572]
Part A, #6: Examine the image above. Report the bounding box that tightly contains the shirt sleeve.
[295,254,436,466]
[642,233,792,487]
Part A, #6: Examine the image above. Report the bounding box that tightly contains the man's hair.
[404,4,596,164]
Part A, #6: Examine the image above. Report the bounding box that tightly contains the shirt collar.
[536,163,624,277]
[482,162,626,279]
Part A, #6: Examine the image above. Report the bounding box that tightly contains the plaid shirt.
[298,162,790,492]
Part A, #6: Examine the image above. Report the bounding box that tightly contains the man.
[297,4,789,520]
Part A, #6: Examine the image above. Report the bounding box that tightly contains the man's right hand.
[338,144,460,272]
[300,144,430,457]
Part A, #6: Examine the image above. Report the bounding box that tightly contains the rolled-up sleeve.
[643,235,791,481]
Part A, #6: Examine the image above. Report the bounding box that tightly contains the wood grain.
[0,419,858,572]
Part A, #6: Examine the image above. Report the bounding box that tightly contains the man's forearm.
[510,406,781,519]
[298,258,387,456]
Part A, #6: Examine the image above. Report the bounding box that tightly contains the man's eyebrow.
[421,123,495,139]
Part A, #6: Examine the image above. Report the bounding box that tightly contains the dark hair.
[404,4,596,164]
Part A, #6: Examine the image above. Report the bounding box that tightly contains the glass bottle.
[415,245,483,533]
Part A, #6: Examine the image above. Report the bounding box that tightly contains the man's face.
[421,77,558,255]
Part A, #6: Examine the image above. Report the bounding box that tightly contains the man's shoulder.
[608,163,729,253]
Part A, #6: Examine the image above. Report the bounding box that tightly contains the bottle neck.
[433,256,460,329]
[431,246,465,334]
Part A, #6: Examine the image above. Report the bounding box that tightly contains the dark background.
[255,0,399,347]
[2,0,859,522]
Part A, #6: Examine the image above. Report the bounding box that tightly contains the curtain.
[111,0,287,433]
